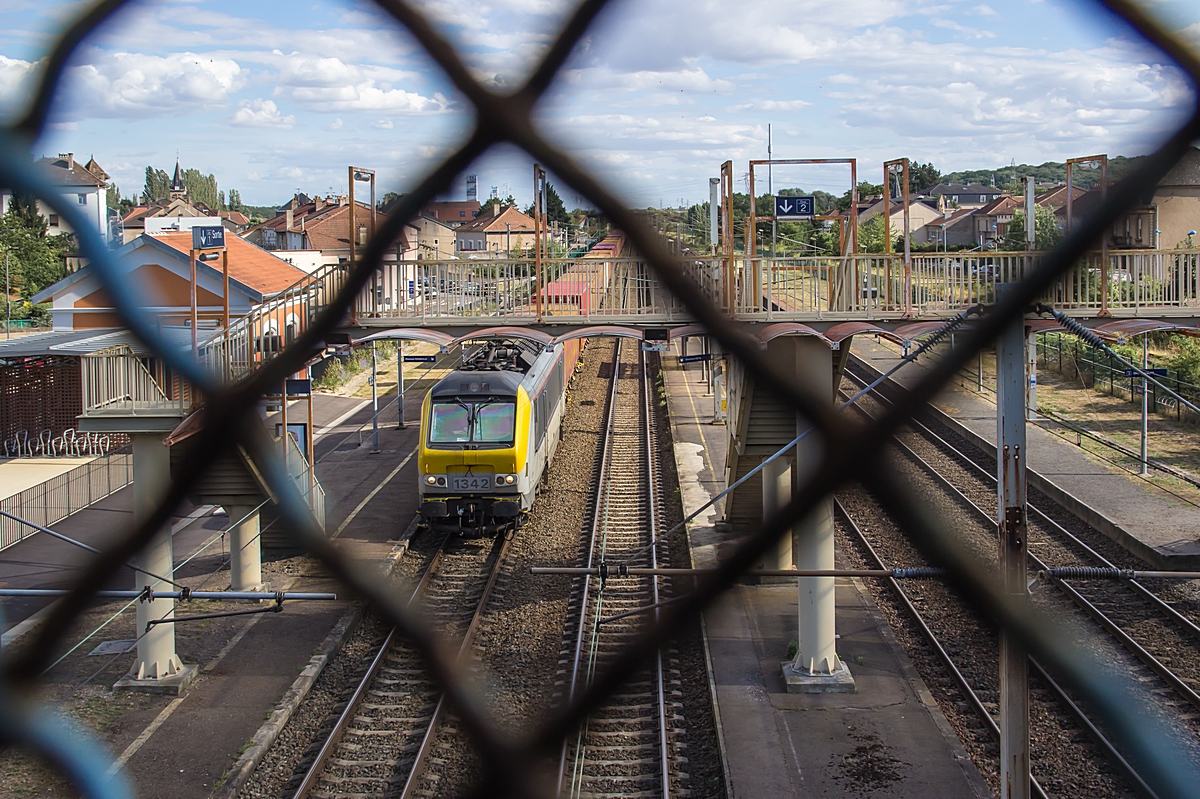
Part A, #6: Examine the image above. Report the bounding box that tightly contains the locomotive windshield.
[429,400,515,445]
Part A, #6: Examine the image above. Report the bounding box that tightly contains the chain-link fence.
[1,1,1200,797]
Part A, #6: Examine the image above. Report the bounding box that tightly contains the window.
[429,401,516,445]
[1137,216,1144,242]
[952,195,959,203]
[48,214,59,227]
[474,402,516,442]
[357,226,368,246]
[77,194,87,205]
[979,195,986,203]
[430,403,472,443]
[459,211,466,217]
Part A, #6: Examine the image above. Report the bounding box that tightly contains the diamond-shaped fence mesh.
[1,1,1199,797]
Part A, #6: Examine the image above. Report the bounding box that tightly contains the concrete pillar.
[126,434,184,685]
[761,456,793,570]
[785,335,853,691]
[226,505,263,591]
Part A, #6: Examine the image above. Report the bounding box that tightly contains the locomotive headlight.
[495,474,516,485]
[504,475,515,484]
[426,475,437,485]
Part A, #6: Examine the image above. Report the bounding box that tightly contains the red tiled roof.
[151,232,307,294]
[457,206,536,233]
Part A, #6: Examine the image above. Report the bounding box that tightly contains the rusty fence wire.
[2,1,1200,797]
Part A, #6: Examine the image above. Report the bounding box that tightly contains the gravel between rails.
[407,339,621,796]
[239,339,726,798]
[834,379,1143,798]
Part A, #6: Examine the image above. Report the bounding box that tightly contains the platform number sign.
[774,195,815,219]
[192,225,225,250]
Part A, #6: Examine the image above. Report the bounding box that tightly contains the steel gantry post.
[996,284,1030,799]
[370,341,380,454]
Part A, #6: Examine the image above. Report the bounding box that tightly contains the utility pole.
[4,249,9,340]
[370,341,380,454]
[397,340,406,429]
[996,283,1030,799]
[506,222,511,258]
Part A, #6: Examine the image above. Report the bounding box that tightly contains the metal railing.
[0,447,133,551]
[2,1,1200,798]
[281,432,325,532]
[80,346,189,417]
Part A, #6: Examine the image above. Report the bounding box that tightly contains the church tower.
[169,160,187,202]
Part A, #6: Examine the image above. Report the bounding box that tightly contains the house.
[455,206,544,256]
[973,197,1023,248]
[410,214,457,260]
[244,197,417,268]
[422,201,481,228]
[926,183,1008,210]
[0,153,110,240]
[920,208,978,248]
[858,198,943,234]
[31,231,306,331]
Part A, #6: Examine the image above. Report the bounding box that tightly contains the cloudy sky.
[1,0,1198,208]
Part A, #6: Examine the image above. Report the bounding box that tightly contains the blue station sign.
[404,355,438,363]
[192,225,226,250]
[1123,368,1168,378]
[679,353,712,363]
[774,195,816,219]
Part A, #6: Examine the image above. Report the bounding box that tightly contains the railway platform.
[661,352,989,798]
[0,391,422,799]
[852,337,1200,569]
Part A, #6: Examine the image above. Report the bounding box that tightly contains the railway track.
[291,531,511,799]
[556,338,684,798]
[839,355,1200,797]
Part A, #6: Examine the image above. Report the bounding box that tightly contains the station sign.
[285,378,311,395]
[1123,368,1168,378]
[774,195,815,219]
[192,225,226,250]
[404,355,438,363]
[679,353,712,363]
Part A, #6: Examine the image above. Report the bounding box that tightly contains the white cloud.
[229,98,296,129]
[0,55,35,114]
[65,50,244,119]
[326,117,344,131]
[930,18,997,38]
[373,118,394,129]
[289,84,451,114]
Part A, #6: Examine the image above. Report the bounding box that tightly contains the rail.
[0,447,133,551]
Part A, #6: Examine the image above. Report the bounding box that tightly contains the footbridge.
[201,248,1200,377]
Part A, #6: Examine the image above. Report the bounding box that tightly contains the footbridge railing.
[201,248,1200,381]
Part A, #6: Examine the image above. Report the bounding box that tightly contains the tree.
[183,168,222,209]
[856,216,901,254]
[143,167,171,203]
[481,195,517,216]
[1000,205,1063,251]
[836,181,884,211]
[227,189,245,214]
[0,202,67,300]
[909,161,942,193]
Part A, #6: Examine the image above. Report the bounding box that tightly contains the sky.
[1,0,1198,209]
